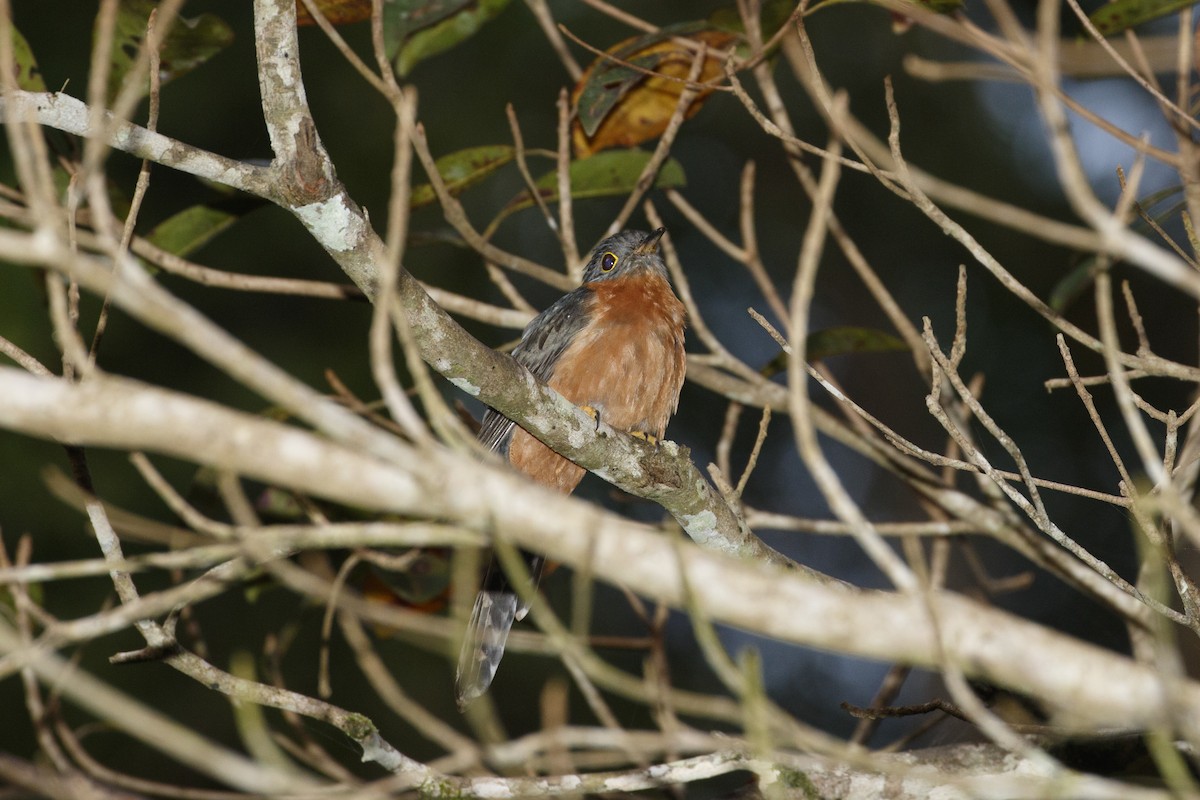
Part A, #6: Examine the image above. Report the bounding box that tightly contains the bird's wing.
[477,287,594,455]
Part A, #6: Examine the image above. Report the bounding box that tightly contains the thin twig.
[605,46,708,237]
[297,0,392,97]
[507,103,560,237]
[523,0,582,80]
[410,124,574,291]
[555,88,580,276]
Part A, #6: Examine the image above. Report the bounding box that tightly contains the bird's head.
[580,228,668,284]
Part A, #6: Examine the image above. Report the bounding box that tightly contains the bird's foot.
[580,407,660,446]
[629,430,660,447]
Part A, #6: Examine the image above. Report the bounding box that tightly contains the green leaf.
[144,204,240,259]
[410,144,515,209]
[1132,183,1184,214]
[394,0,512,76]
[1049,257,1097,314]
[761,326,908,376]
[9,25,46,92]
[106,0,234,102]
[383,0,472,59]
[1088,0,1194,35]
[806,326,907,361]
[487,150,687,233]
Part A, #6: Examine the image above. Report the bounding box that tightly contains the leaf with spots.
[382,0,472,58]
[9,25,46,92]
[805,327,908,361]
[1089,0,1195,36]
[294,0,471,42]
[572,25,737,157]
[411,145,515,209]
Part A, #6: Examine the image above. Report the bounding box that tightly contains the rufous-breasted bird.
[456,227,687,706]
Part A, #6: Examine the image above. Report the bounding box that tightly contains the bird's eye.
[600,252,618,272]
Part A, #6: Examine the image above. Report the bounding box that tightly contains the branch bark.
[0,365,1196,740]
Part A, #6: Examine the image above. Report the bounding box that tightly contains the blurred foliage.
[105,0,234,101]
[1087,0,1196,35]
[9,25,46,92]
[144,204,242,261]
[1050,183,1188,312]
[392,0,513,76]
[759,326,909,377]
[809,0,965,20]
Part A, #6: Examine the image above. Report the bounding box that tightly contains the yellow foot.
[579,407,660,446]
[629,430,660,447]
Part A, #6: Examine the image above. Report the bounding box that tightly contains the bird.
[455,227,688,707]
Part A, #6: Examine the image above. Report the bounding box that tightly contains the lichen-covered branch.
[2,366,1199,740]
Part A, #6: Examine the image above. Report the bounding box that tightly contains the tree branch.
[1,366,1198,739]
[0,91,273,197]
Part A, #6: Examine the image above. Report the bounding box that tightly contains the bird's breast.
[548,273,687,436]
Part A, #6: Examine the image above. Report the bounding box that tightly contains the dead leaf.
[571,26,736,158]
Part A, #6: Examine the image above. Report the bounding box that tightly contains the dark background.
[2,0,1195,784]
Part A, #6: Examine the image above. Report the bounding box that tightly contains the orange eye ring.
[600,252,618,272]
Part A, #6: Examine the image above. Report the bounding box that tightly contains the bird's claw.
[629,430,660,447]
[582,407,659,446]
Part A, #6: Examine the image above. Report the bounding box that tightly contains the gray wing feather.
[455,591,518,709]
[477,287,594,455]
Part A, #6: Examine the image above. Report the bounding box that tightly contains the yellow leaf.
[571,28,736,158]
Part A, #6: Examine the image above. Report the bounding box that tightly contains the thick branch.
[0,91,273,197]
[0,366,1196,739]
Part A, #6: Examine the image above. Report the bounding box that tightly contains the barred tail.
[455,590,518,708]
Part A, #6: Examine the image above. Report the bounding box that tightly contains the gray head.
[580,228,667,284]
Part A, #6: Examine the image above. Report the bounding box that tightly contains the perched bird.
[456,227,688,707]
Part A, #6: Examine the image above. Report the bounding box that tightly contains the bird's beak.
[634,227,666,256]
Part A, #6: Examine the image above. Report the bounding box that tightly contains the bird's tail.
[455,590,518,708]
